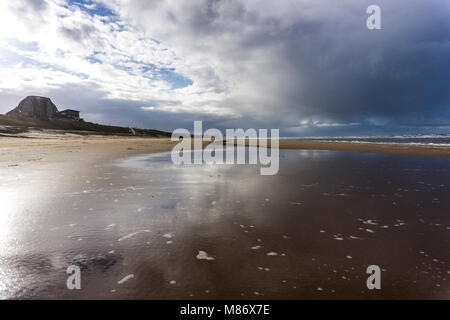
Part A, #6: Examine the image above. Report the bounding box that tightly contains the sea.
[284,134,450,146]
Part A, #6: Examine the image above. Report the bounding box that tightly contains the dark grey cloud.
[6,0,49,27]
[113,0,449,135]
[28,0,48,11]
[59,24,96,43]
[2,0,449,136]
[274,0,450,124]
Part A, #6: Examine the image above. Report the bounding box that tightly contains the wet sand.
[233,138,450,158]
[278,139,450,157]
[0,131,449,299]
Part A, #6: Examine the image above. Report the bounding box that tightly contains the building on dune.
[54,109,81,121]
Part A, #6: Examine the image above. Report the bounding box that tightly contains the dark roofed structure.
[54,109,80,121]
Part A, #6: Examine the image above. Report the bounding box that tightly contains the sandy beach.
[0,130,177,169]
[278,139,450,158]
[0,129,449,299]
[1,130,449,170]
[1,0,448,307]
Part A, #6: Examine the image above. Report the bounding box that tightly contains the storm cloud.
[0,0,449,135]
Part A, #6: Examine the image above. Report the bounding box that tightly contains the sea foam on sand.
[118,230,150,242]
[118,274,134,285]
[196,251,215,260]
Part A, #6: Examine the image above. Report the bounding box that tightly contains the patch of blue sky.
[141,64,193,89]
[67,0,117,19]
[159,67,193,89]
[85,51,103,64]
[113,63,134,73]
[110,60,193,89]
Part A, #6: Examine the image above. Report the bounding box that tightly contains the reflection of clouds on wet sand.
[0,149,449,299]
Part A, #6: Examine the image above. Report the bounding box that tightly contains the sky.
[0,0,449,136]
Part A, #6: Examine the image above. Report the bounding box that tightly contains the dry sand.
[0,130,178,169]
[1,129,449,168]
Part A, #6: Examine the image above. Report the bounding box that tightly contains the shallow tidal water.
[0,149,449,299]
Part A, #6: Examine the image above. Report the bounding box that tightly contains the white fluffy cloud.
[0,1,178,97]
[0,0,449,135]
[0,0,234,116]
